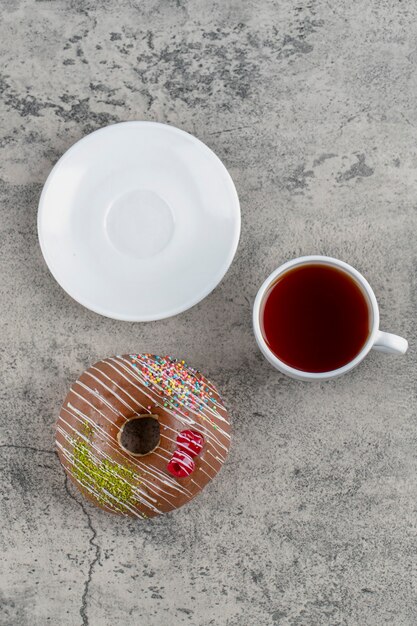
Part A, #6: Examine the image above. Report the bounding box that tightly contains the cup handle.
[373,330,408,355]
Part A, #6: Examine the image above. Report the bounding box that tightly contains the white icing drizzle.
[56,354,230,517]
[110,356,230,454]
[75,368,217,481]
[132,354,230,424]
[60,404,193,499]
[56,441,144,518]
[56,423,164,514]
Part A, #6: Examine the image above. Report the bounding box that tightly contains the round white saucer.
[38,122,240,321]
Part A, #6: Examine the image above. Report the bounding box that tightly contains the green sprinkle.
[72,439,141,515]
[82,421,93,438]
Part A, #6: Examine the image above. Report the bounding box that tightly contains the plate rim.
[37,121,241,322]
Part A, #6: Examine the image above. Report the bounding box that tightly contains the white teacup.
[253,256,408,381]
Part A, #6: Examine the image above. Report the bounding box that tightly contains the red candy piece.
[167,451,195,478]
[176,430,204,457]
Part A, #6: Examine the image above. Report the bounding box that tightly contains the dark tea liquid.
[261,264,370,373]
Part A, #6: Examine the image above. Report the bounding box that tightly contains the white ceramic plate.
[38,122,240,321]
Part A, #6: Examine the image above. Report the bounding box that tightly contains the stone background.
[1,1,416,625]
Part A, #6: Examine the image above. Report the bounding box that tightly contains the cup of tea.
[253,256,408,381]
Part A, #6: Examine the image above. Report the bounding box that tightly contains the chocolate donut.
[55,354,231,518]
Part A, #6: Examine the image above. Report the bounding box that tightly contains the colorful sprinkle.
[130,354,220,416]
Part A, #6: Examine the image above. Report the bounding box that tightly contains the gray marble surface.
[1,1,416,625]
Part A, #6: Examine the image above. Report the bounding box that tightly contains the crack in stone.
[208,124,255,136]
[0,443,57,455]
[334,108,370,139]
[64,475,100,626]
[1,443,100,625]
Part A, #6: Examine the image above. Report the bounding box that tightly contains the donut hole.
[118,415,160,456]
